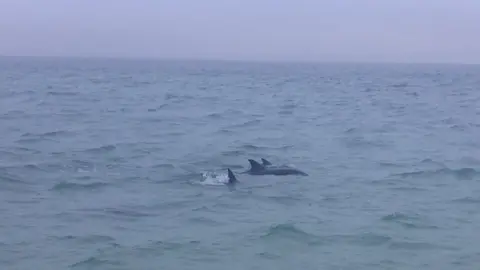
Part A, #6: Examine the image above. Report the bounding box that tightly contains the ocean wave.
[69,238,203,269]
[152,163,175,169]
[259,223,322,246]
[14,137,43,144]
[100,208,153,218]
[0,161,77,174]
[135,239,202,253]
[165,172,203,184]
[227,119,261,128]
[390,82,409,88]
[221,149,246,157]
[187,216,222,226]
[47,91,79,96]
[389,186,428,192]
[394,167,479,180]
[50,181,108,191]
[328,232,392,247]
[382,212,439,230]
[215,128,234,134]
[207,112,223,119]
[70,256,117,269]
[344,127,357,133]
[14,130,76,145]
[1,109,27,118]
[1,146,41,155]
[124,80,152,88]
[388,240,439,251]
[239,144,292,151]
[420,158,447,166]
[280,103,297,110]
[342,135,391,148]
[267,195,304,206]
[70,159,96,169]
[382,212,415,222]
[21,130,72,138]
[83,144,117,154]
[451,196,480,204]
[377,161,411,168]
[76,206,155,223]
[6,159,98,174]
[278,109,294,115]
[147,104,168,112]
[52,234,116,244]
[240,144,264,150]
[164,93,195,103]
[0,171,28,184]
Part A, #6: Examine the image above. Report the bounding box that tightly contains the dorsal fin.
[261,158,272,166]
[227,168,237,184]
[248,159,265,171]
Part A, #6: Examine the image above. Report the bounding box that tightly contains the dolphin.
[260,158,291,169]
[245,159,308,176]
[226,168,238,185]
[261,158,272,166]
[238,158,271,174]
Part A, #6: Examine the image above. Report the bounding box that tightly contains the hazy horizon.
[1,0,479,64]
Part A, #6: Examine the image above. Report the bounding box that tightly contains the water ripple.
[2,58,480,270]
[394,167,479,180]
[50,181,109,191]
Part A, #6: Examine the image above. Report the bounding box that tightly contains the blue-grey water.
[1,57,480,270]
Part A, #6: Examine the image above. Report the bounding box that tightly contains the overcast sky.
[1,0,479,63]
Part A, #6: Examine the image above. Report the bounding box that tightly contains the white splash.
[200,171,229,186]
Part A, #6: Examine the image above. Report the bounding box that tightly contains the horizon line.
[1,54,479,66]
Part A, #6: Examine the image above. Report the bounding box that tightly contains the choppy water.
[1,57,480,270]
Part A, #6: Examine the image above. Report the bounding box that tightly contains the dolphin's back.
[227,168,238,183]
[261,167,308,176]
[244,158,308,176]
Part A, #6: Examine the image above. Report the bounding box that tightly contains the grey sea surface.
[1,57,480,269]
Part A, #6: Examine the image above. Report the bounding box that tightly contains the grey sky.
[1,0,479,63]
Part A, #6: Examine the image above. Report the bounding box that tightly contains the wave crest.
[395,167,479,180]
[51,181,108,191]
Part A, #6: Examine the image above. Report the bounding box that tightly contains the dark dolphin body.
[261,158,272,166]
[261,158,293,169]
[225,168,239,191]
[227,168,238,184]
[245,159,308,176]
